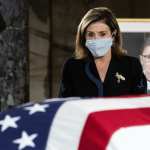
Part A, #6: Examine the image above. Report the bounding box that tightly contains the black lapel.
[84,59,103,96]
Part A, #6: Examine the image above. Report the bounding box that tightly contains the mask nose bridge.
[94,32,100,39]
[92,32,101,40]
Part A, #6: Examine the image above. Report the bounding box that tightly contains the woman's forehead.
[86,21,110,32]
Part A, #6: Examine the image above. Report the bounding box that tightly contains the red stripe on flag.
[78,107,150,150]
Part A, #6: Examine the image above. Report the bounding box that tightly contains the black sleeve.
[58,59,74,97]
[131,58,147,94]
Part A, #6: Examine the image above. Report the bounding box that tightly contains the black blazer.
[59,54,147,97]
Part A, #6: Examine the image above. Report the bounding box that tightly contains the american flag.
[0,96,150,150]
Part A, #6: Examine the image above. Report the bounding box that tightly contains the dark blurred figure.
[140,37,150,93]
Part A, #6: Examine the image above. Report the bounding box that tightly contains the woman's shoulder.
[62,57,87,71]
[118,55,140,64]
[117,55,142,72]
[112,54,142,71]
[64,57,87,66]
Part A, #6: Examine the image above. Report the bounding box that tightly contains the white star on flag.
[24,103,49,115]
[13,131,38,150]
[0,115,20,132]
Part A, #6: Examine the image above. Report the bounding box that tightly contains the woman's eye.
[87,32,94,37]
[100,32,106,36]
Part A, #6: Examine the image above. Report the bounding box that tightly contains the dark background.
[1,0,150,110]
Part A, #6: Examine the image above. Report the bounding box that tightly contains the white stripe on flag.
[106,125,150,150]
[46,96,150,150]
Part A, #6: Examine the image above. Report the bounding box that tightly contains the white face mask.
[85,38,113,58]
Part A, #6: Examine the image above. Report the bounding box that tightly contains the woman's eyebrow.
[86,30,108,33]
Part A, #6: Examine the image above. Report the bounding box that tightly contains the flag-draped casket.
[0,96,150,150]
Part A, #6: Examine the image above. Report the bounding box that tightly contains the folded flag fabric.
[0,96,150,150]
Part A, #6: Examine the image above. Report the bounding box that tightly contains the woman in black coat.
[59,7,147,98]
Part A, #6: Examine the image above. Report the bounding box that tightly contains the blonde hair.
[75,7,125,59]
